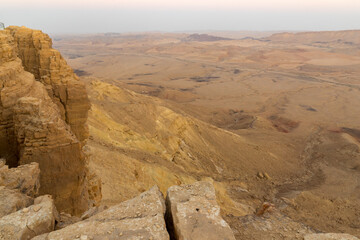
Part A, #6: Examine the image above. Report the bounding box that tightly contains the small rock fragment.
[80,235,88,240]
[263,172,271,180]
[33,205,42,212]
[256,202,275,216]
[257,172,264,179]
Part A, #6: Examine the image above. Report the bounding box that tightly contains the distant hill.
[183,33,232,42]
[265,30,360,44]
[181,30,283,39]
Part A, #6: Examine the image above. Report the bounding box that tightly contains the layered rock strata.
[13,97,89,214]
[0,27,98,214]
[7,26,90,143]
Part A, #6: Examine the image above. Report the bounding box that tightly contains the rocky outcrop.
[13,97,89,214]
[0,27,99,214]
[0,161,60,239]
[0,162,40,217]
[7,26,90,143]
[85,169,102,208]
[0,171,236,240]
[166,181,236,240]
[0,162,40,197]
[304,233,359,240]
[0,186,33,218]
[0,195,58,240]
[33,186,170,240]
[0,31,27,167]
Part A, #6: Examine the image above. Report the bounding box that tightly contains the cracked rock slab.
[0,195,57,240]
[166,181,236,240]
[33,186,169,240]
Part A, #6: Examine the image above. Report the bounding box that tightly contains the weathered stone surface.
[304,233,359,240]
[0,30,16,64]
[55,212,81,230]
[0,52,48,167]
[166,181,236,240]
[13,96,89,215]
[0,162,40,197]
[0,186,33,218]
[0,26,100,214]
[0,195,58,240]
[85,168,102,207]
[224,210,314,240]
[80,205,108,220]
[33,186,169,240]
[7,26,90,143]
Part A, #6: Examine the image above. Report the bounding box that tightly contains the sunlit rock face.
[8,26,90,143]
[0,27,99,215]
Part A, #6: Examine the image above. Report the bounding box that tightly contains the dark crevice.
[164,195,177,240]
[0,128,20,168]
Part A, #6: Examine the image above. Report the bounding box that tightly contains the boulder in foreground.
[166,181,236,240]
[33,186,169,240]
[0,186,33,218]
[0,195,58,240]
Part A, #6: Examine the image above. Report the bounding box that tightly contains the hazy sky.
[1,0,360,33]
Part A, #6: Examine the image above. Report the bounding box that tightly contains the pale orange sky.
[1,0,359,33]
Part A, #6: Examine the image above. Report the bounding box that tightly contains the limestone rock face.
[85,169,102,207]
[166,181,236,240]
[0,27,99,214]
[304,233,359,240]
[0,195,58,240]
[0,186,33,218]
[0,162,40,197]
[7,26,90,143]
[13,97,89,215]
[0,31,17,64]
[33,186,170,240]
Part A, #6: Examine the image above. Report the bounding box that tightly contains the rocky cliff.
[8,26,90,143]
[0,27,99,215]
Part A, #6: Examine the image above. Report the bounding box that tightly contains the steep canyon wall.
[0,27,99,215]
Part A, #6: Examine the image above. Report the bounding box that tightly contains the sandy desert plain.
[53,30,360,239]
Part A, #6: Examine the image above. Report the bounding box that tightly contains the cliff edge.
[0,26,100,215]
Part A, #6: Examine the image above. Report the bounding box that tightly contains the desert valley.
[0,25,359,239]
[54,30,360,238]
